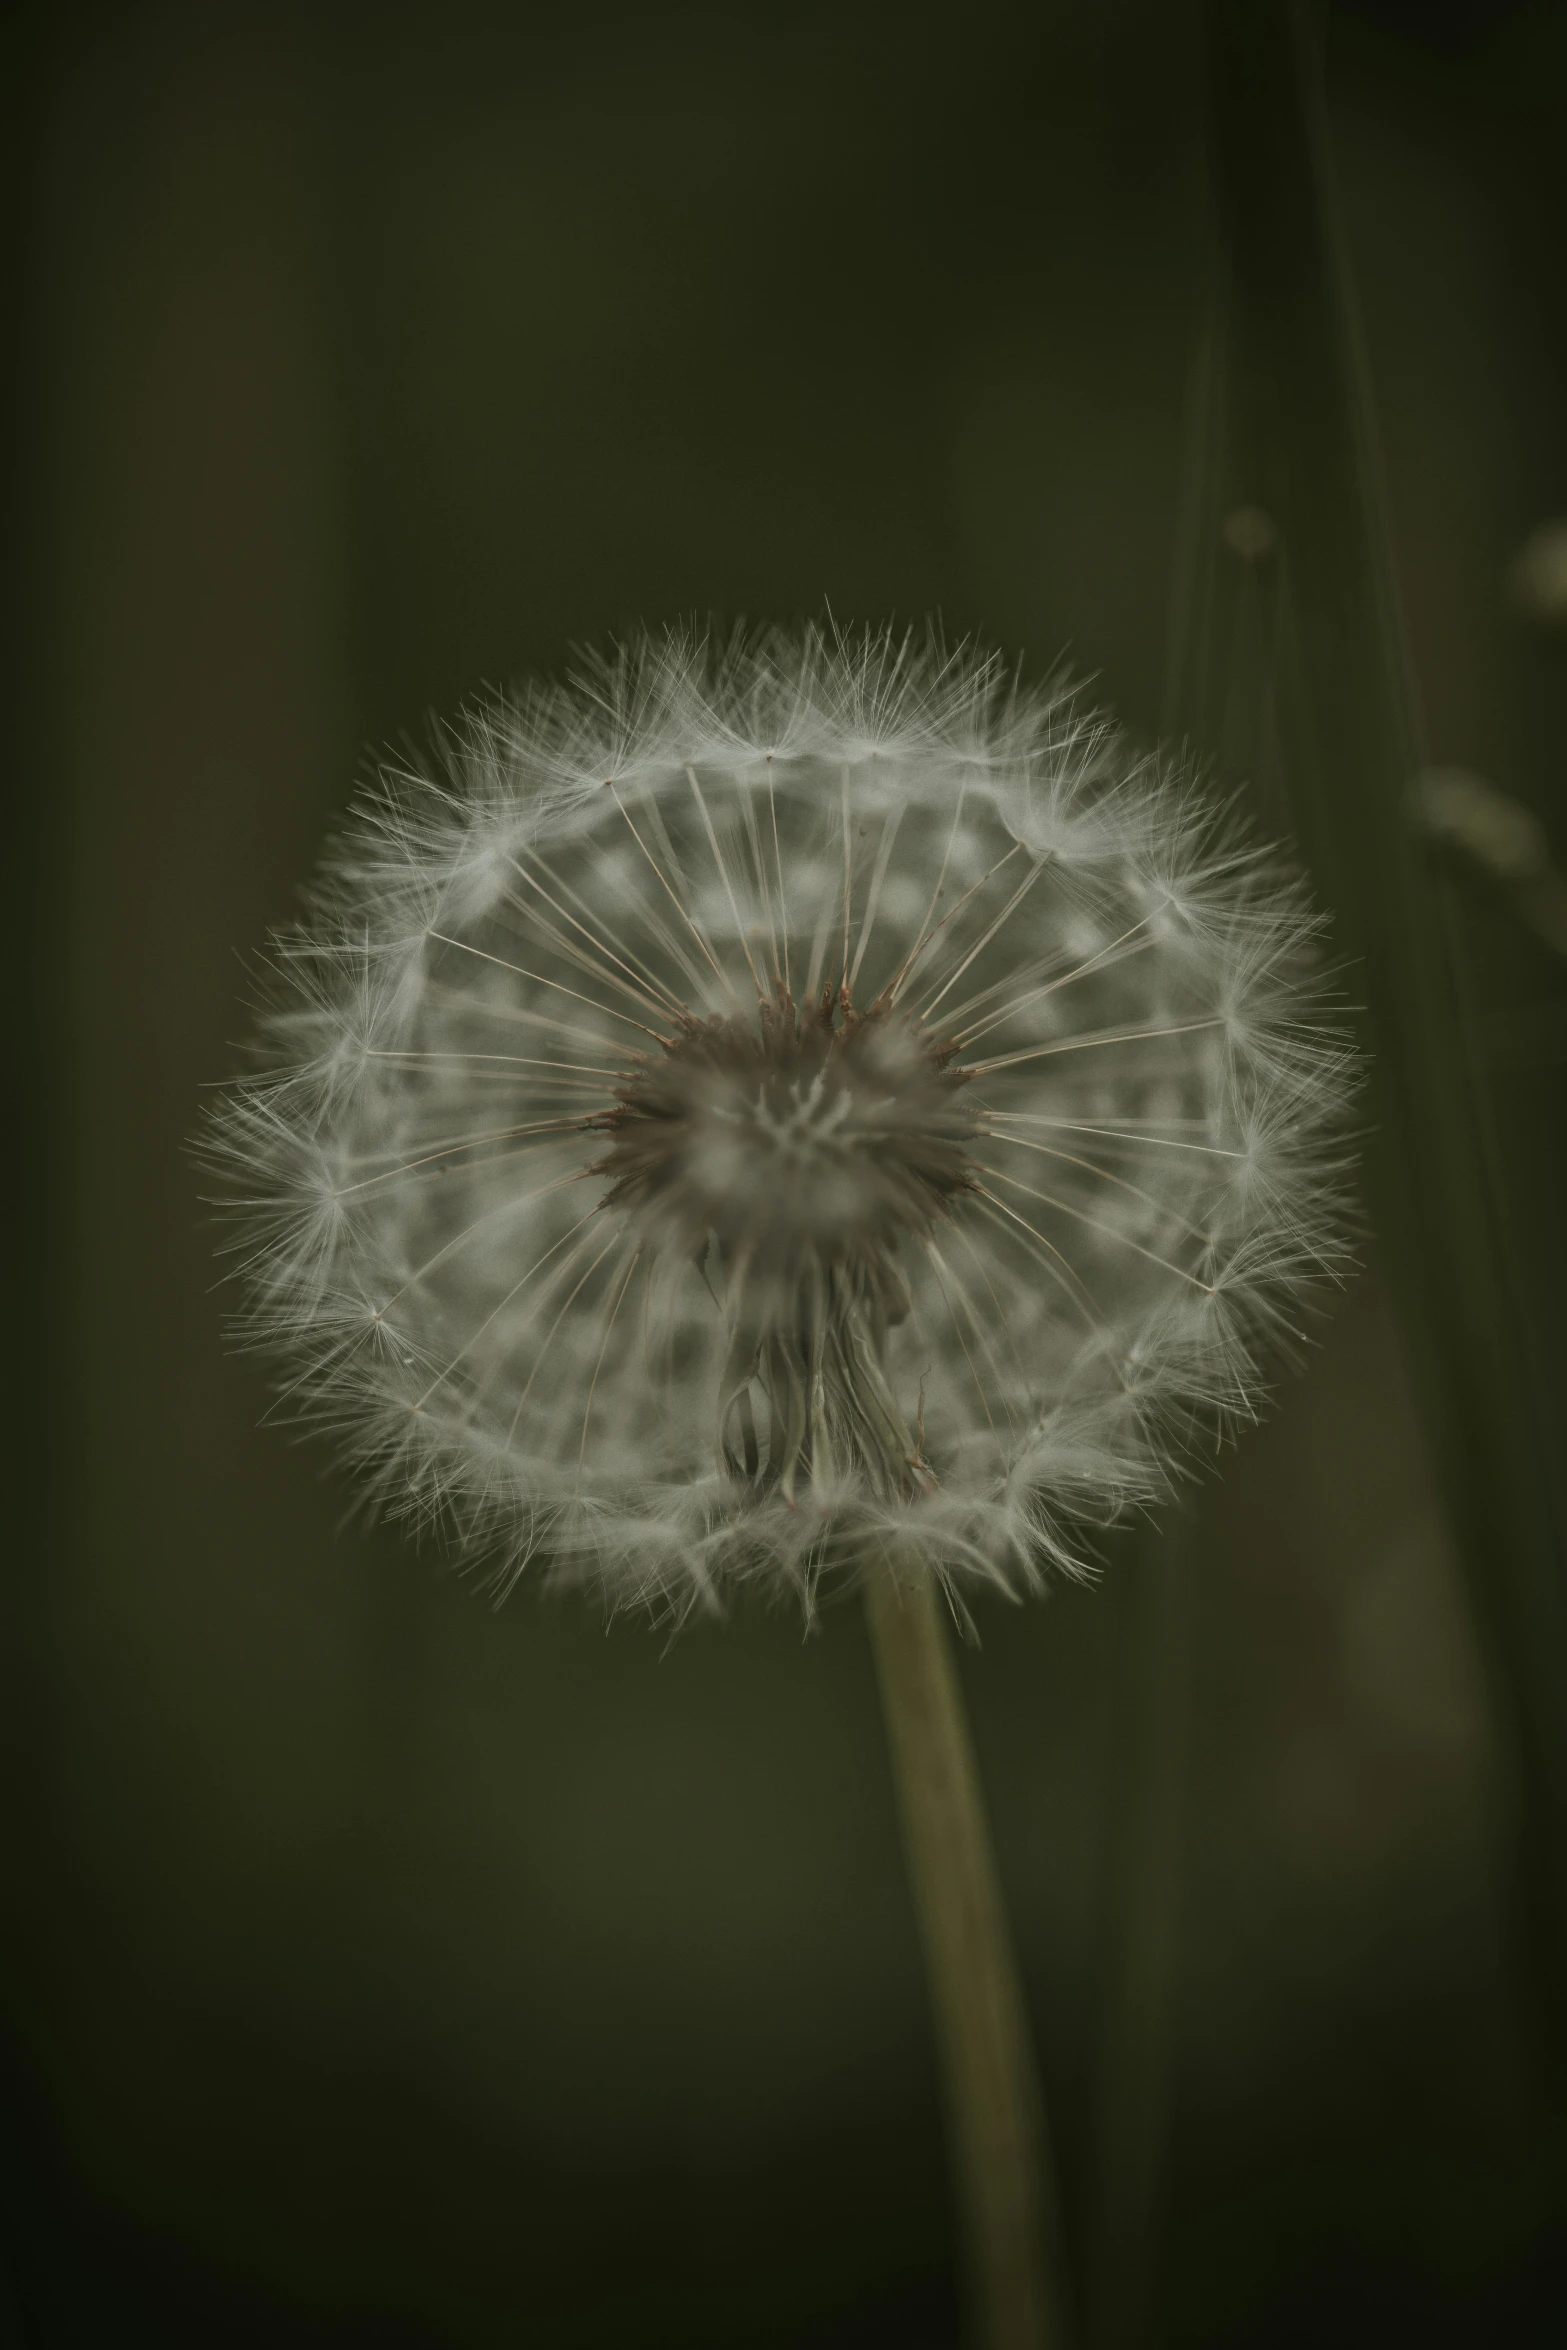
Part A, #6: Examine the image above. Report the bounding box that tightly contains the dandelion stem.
[1088,1515,1190,2350]
[865,1570,1070,2350]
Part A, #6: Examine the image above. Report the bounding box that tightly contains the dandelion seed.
[201,623,1355,1612]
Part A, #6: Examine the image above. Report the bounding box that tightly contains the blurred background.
[7,0,1567,2341]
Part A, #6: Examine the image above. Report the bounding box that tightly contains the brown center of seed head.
[591,984,978,1502]
[594,982,977,1260]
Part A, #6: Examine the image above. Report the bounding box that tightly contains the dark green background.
[8,1,1567,2341]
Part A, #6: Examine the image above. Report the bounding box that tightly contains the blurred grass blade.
[1197,0,1567,2072]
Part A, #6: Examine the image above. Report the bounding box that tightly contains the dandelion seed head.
[201,623,1356,1613]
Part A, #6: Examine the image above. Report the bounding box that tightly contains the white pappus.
[203,625,1357,1615]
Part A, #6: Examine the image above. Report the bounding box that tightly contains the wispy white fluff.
[202,624,1356,1616]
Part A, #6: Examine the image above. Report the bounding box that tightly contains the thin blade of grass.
[1196,0,1567,2083]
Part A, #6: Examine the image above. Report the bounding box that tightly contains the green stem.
[1089,1517,1191,2350]
[864,1570,1071,2350]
